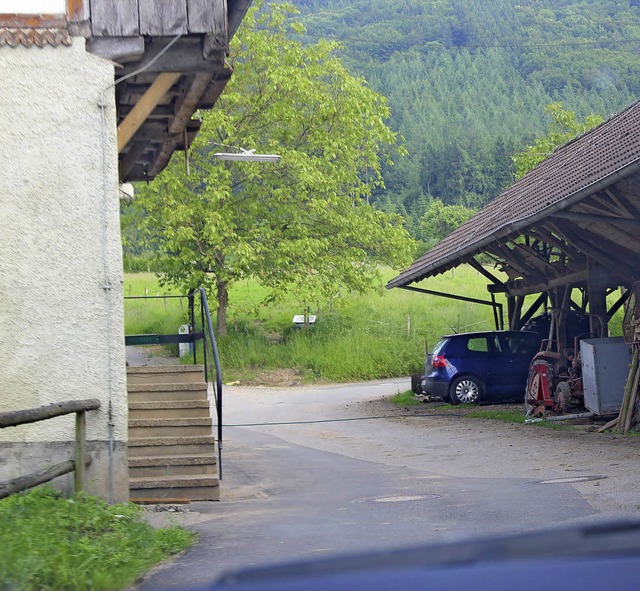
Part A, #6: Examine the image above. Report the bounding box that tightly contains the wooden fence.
[0,399,101,499]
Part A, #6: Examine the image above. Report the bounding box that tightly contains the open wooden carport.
[388,100,640,355]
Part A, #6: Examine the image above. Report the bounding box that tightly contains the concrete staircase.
[126,365,219,502]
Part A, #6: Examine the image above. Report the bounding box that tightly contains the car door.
[499,333,541,398]
[462,334,503,397]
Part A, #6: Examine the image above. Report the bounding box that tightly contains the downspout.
[98,89,115,503]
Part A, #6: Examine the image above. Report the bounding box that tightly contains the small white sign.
[292,315,317,325]
[0,0,66,14]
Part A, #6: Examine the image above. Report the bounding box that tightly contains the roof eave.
[386,156,640,289]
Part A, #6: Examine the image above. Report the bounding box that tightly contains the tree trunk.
[216,279,228,337]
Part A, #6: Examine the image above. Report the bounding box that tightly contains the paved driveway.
[137,379,640,589]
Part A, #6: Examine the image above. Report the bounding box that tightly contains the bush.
[0,487,196,591]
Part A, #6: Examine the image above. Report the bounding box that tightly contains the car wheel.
[449,376,483,404]
[411,373,422,394]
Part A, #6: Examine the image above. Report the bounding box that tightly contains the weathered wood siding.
[90,0,139,36]
[139,0,187,35]
[90,0,226,37]
[188,0,226,34]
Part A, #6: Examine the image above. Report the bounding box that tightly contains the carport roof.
[387,100,640,293]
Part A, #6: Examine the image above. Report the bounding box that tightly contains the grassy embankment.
[0,488,195,591]
[124,267,500,383]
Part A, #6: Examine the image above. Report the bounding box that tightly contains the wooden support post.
[74,410,87,495]
[617,348,639,434]
[507,296,516,330]
[510,295,524,331]
[587,258,609,338]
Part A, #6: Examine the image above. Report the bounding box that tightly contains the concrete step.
[129,400,212,419]
[129,454,217,478]
[128,417,213,438]
[127,365,205,385]
[127,382,208,402]
[128,435,215,457]
[129,475,220,502]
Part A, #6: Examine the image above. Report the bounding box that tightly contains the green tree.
[512,102,604,178]
[419,199,476,245]
[133,1,413,335]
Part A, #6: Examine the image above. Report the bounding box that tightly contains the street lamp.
[213,148,280,163]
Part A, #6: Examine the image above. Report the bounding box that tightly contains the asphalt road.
[137,378,640,590]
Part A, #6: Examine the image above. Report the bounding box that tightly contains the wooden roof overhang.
[81,0,253,183]
[1,1,253,183]
[388,101,640,314]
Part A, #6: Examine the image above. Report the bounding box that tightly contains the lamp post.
[213,148,280,163]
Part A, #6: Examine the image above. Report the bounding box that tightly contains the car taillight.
[431,355,447,367]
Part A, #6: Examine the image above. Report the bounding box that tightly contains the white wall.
[0,37,128,501]
[0,0,66,14]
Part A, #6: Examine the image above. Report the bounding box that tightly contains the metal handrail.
[124,289,224,478]
[196,288,223,478]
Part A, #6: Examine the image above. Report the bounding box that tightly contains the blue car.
[421,330,542,404]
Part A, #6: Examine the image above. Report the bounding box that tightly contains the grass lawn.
[0,488,196,591]
[124,267,626,384]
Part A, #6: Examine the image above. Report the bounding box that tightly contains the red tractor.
[524,343,583,417]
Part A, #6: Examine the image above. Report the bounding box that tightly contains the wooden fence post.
[74,410,87,494]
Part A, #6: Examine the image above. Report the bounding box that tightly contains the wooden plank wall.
[139,0,188,35]
[90,0,226,36]
[90,0,139,36]
[188,0,227,34]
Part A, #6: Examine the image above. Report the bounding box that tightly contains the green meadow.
[124,268,625,384]
[125,267,501,383]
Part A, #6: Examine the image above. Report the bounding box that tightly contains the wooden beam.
[147,75,226,178]
[603,188,637,218]
[168,73,212,134]
[509,295,525,330]
[527,227,582,262]
[548,221,618,271]
[551,210,640,229]
[86,36,145,62]
[510,242,557,272]
[608,289,630,320]
[0,399,100,428]
[520,292,548,324]
[0,14,65,27]
[119,141,148,180]
[119,38,226,75]
[506,269,588,298]
[467,257,504,286]
[67,0,88,21]
[117,72,181,153]
[494,243,547,282]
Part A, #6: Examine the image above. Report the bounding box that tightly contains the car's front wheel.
[449,375,483,404]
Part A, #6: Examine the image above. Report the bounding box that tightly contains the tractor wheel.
[525,359,554,417]
[556,381,572,414]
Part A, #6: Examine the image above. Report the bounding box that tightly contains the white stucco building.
[0,0,251,501]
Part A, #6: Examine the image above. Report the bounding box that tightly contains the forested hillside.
[291,0,640,237]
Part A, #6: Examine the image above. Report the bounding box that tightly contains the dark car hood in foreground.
[202,520,640,591]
